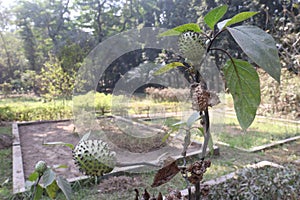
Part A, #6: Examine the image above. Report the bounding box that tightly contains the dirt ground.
[19,121,82,179]
[16,119,300,197]
[18,120,203,179]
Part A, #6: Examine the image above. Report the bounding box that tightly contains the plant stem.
[200,109,210,160]
[31,175,42,200]
[206,29,227,53]
[188,186,192,199]
[210,47,242,87]
[194,182,201,200]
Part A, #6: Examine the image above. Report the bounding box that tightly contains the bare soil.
[19,121,82,179]
[18,119,202,179]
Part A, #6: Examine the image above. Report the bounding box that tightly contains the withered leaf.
[134,189,139,200]
[151,158,180,187]
[157,192,163,200]
[142,189,151,200]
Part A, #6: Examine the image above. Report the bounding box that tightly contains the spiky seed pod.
[191,83,221,111]
[178,31,206,62]
[191,83,210,111]
[187,160,211,185]
[73,140,116,176]
[35,160,48,175]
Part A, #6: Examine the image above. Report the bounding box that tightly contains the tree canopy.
[0,0,299,97]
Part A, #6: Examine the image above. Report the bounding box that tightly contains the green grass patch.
[0,125,12,200]
[213,116,300,149]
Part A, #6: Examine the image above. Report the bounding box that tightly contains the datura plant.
[73,139,116,176]
[26,161,72,200]
[150,4,281,200]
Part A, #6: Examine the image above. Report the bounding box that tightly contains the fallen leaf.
[151,159,180,187]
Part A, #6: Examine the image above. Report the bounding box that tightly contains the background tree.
[0,0,298,98]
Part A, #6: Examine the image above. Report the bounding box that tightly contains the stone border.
[180,160,283,197]
[12,123,25,193]
[12,119,219,194]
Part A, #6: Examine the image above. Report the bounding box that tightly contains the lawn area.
[212,115,300,149]
[139,113,300,150]
[0,126,12,200]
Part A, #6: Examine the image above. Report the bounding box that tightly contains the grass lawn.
[138,113,299,150]
[212,115,300,149]
[0,125,12,200]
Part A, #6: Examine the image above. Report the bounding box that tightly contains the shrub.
[94,93,112,115]
[259,68,300,119]
[0,103,72,122]
[208,165,300,199]
[145,87,190,102]
[0,106,15,122]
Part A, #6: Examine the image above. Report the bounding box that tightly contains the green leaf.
[25,180,35,190]
[33,184,43,200]
[162,132,172,143]
[52,164,68,169]
[197,127,204,135]
[46,181,59,199]
[158,23,201,37]
[42,168,56,187]
[56,176,72,200]
[208,134,214,156]
[227,26,281,82]
[43,142,74,150]
[28,172,39,181]
[224,12,258,28]
[223,59,260,130]
[186,112,200,128]
[204,5,228,30]
[154,62,185,75]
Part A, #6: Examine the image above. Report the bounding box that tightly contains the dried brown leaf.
[157,192,163,200]
[143,189,151,200]
[151,159,180,187]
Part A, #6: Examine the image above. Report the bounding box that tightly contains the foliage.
[258,68,300,119]
[94,93,112,115]
[208,165,300,199]
[154,4,281,199]
[26,162,72,200]
[0,98,72,122]
[145,87,189,102]
[223,59,260,130]
[0,82,12,97]
[36,55,76,101]
[1,0,298,99]
[158,5,281,130]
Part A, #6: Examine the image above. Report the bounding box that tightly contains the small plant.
[148,4,281,199]
[208,165,300,199]
[26,160,72,200]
